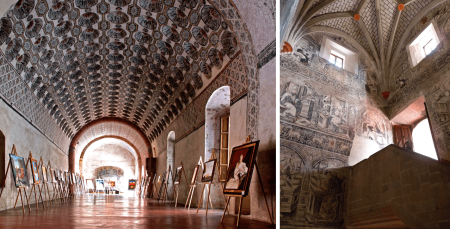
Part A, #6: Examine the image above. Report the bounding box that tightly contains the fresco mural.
[280,34,392,228]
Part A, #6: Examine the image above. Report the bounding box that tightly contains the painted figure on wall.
[281,82,301,117]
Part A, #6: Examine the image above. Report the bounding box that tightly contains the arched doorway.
[203,86,230,207]
[167,131,176,197]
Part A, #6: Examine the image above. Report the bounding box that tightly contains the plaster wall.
[0,99,67,211]
[253,59,276,222]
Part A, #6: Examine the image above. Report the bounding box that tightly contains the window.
[219,116,229,182]
[423,39,437,55]
[319,37,358,74]
[407,21,441,67]
[328,53,344,68]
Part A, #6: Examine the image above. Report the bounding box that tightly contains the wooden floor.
[0,194,274,228]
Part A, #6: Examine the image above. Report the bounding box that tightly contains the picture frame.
[71,173,76,185]
[30,158,40,185]
[173,166,182,185]
[201,159,216,183]
[95,179,104,191]
[128,179,136,190]
[9,154,29,187]
[54,169,59,181]
[224,141,260,196]
[190,165,199,185]
[50,169,56,183]
[41,165,48,183]
[64,172,69,183]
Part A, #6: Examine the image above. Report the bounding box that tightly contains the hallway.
[0,195,274,228]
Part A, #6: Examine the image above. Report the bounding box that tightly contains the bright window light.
[328,51,344,68]
[423,39,437,55]
[412,119,438,160]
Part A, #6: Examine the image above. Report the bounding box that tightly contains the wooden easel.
[0,145,31,214]
[26,152,45,210]
[151,174,160,198]
[38,157,50,208]
[185,157,203,210]
[48,162,61,204]
[171,162,189,207]
[196,152,222,216]
[221,136,274,226]
[159,166,173,204]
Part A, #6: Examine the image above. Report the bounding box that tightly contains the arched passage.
[79,136,142,180]
[167,131,175,197]
[69,118,151,183]
[203,86,230,207]
[81,137,138,192]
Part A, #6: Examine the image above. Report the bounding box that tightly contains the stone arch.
[79,135,142,180]
[69,117,151,175]
[204,86,230,161]
[167,131,175,197]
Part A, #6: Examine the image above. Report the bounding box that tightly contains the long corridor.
[0,195,274,228]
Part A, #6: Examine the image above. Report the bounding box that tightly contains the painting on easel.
[201,159,216,183]
[224,141,259,196]
[31,158,40,185]
[41,166,48,183]
[9,154,29,187]
[190,165,199,185]
[173,166,182,185]
[128,179,136,190]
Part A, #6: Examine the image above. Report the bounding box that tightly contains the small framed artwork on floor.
[224,141,259,196]
[201,159,216,183]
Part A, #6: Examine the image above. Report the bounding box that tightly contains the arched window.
[412,119,437,160]
[167,131,175,197]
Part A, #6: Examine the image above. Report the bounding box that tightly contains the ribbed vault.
[282,0,449,95]
[0,0,241,144]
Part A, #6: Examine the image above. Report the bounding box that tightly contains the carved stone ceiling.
[0,0,240,143]
[284,0,447,88]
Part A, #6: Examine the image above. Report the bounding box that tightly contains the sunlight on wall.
[412,120,438,160]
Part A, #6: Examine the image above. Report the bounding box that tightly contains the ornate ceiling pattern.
[0,0,241,145]
[283,0,447,94]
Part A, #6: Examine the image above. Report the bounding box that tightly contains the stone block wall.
[347,145,450,228]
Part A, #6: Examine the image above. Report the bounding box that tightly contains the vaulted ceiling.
[282,0,447,93]
[0,0,240,145]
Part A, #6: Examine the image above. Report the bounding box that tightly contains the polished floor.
[0,194,274,228]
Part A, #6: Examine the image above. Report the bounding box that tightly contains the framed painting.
[9,154,29,187]
[86,179,94,190]
[60,171,64,182]
[41,166,48,183]
[224,141,260,196]
[30,158,40,185]
[50,169,56,183]
[71,173,76,185]
[54,169,59,181]
[201,159,216,183]
[128,179,136,190]
[173,166,182,185]
[95,179,104,191]
[64,172,69,183]
[190,165,199,185]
